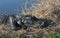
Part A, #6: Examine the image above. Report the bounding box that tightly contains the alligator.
[0,14,55,30]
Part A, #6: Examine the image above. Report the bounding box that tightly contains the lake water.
[0,0,40,14]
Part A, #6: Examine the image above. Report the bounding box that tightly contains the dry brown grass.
[0,24,26,38]
[0,0,60,38]
[0,24,60,38]
[20,0,60,37]
[23,0,60,22]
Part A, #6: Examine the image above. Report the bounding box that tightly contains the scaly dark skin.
[0,14,55,30]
